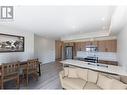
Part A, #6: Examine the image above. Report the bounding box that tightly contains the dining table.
[0,61,42,76]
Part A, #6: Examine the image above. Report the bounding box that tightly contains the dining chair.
[24,59,39,86]
[0,62,20,89]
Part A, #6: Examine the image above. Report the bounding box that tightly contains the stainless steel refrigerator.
[65,46,73,59]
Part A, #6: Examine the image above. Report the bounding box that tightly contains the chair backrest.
[27,59,38,70]
[1,62,20,78]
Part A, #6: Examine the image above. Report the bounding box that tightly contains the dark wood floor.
[4,61,63,89]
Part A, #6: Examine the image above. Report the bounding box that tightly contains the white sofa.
[59,67,127,90]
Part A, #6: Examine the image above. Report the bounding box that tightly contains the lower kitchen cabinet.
[98,60,118,66]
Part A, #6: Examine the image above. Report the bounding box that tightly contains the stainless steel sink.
[88,62,108,68]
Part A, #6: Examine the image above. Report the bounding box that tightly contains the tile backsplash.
[76,51,117,61]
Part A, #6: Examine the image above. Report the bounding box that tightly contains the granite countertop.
[60,59,127,76]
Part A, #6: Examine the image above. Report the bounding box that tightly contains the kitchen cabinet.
[98,60,118,66]
[85,41,98,46]
[67,39,117,54]
[105,40,117,52]
[75,42,81,51]
[98,40,117,52]
[64,42,74,46]
[55,40,63,60]
[75,41,98,51]
[85,41,91,46]
[80,42,86,51]
[75,42,86,51]
[92,41,98,46]
[98,40,106,52]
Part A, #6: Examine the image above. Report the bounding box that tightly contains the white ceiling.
[0,6,125,39]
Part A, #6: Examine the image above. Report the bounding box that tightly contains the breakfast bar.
[60,59,127,76]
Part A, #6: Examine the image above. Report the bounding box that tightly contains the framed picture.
[0,33,24,52]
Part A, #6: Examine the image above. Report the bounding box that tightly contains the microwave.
[86,46,98,52]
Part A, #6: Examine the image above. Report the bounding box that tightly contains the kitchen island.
[60,59,127,76]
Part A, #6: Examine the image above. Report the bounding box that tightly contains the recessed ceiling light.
[72,25,76,29]
[101,17,105,21]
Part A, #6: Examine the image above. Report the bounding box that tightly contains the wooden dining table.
[0,61,42,76]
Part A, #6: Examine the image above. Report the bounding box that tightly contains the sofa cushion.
[88,70,99,83]
[120,76,127,84]
[64,67,69,77]
[77,68,88,81]
[68,68,78,78]
[84,82,101,90]
[110,79,127,89]
[62,77,87,89]
[97,74,113,89]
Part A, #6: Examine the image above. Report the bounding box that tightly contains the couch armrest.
[59,71,65,87]
[59,71,64,79]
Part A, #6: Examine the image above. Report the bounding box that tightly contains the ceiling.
[0,6,126,39]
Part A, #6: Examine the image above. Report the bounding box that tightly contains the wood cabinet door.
[98,40,106,52]
[105,40,117,52]
[74,39,117,53]
[75,42,81,51]
[98,40,117,52]
[92,41,98,47]
[85,41,92,46]
[80,42,86,51]
[110,40,117,52]
[64,42,74,46]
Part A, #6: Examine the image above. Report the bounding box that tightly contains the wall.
[34,35,55,64]
[117,26,127,71]
[0,26,34,63]
[76,51,117,61]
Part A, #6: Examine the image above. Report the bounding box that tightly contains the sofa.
[59,67,127,90]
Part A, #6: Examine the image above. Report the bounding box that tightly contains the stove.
[84,56,98,63]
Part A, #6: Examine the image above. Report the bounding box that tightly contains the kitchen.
[55,36,118,66]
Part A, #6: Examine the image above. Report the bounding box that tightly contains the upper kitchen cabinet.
[98,40,117,52]
[85,41,98,46]
[75,41,99,51]
[105,40,117,52]
[75,42,86,51]
[85,41,91,46]
[80,42,86,51]
[67,39,117,53]
[64,42,74,46]
[75,42,82,51]
[92,41,98,46]
[98,40,106,52]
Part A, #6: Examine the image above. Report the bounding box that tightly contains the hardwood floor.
[4,61,63,89]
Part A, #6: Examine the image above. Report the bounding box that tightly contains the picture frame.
[0,33,24,52]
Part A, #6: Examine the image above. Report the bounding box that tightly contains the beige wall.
[34,35,55,64]
[117,25,127,71]
[0,26,34,63]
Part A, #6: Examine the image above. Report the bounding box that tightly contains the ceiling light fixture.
[101,15,112,36]
[101,17,105,21]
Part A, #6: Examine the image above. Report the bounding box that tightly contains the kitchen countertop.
[60,59,127,76]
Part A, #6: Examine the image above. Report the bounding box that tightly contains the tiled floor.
[4,61,63,89]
